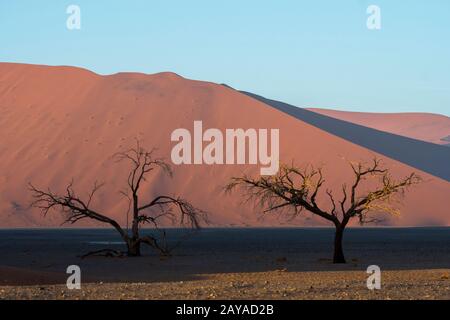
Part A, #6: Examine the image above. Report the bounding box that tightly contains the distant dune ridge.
[0,62,449,227]
[307,108,450,146]
[242,92,450,182]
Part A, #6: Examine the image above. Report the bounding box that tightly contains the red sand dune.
[307,108,450,145]
[0,63,449,227]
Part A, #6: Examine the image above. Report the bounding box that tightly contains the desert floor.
[1,269,449,300]
[0,228,449,300]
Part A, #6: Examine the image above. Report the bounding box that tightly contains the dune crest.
[0,63,449,227]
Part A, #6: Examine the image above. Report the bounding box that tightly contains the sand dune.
[307,108,450,145]
[244,92,450,181]
[0,62,449,227]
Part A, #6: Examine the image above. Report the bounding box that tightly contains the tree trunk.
[127,238,141,257]
[128,211,141,256]
[333,226,346,263]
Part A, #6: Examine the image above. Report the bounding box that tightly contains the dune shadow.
[240,91,450,182]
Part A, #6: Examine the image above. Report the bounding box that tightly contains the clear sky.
[1,0,449,115]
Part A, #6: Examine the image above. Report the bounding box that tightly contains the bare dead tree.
[29,141,206,257]
[226,158,421,263]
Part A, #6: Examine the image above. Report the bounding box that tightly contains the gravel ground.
[1,228,449,300]
[1,269,449,300]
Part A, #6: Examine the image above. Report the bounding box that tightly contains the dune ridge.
[0,63,449,227]
[307,108,450,145]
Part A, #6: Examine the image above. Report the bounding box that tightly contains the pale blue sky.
[1,0,449,115]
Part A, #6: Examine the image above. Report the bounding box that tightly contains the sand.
[307,108,450,145]
[0,63,449,227]
[0,228,448,300]
[1,269,449,300]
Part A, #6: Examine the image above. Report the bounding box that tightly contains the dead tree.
[226,158,421,263]
[30,141,206,257]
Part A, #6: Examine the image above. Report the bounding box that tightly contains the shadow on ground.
[0,228,449,285]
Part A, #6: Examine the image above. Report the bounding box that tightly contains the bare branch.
[29,139,207,258]
[227,157,420,228]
